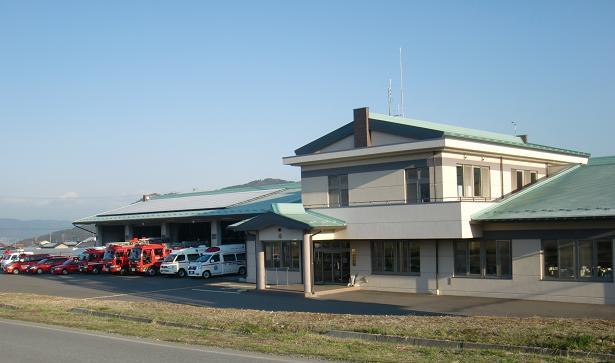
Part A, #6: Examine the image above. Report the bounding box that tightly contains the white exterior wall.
[437,239,615,304]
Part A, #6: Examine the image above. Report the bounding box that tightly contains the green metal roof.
[295,112,589,157]
[229,203,346,231]
[473,156,615,221]
[74,183,301,224]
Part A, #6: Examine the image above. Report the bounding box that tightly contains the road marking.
[191,288,245,294]
[82,285,207,300]
[0,319,306,362]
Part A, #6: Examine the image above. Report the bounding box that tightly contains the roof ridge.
[471,164,582,220]
[152,182,301,200]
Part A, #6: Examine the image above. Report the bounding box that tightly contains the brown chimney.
[353,107,371,148]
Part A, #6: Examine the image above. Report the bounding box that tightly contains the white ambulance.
[187,244,246,278]
[1,251,32,269]
[159,246,208,278]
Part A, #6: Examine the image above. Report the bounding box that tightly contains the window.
[456,164,490,199]
[454,240,512,278]
[175,255,185,262]
[542,240,613,281]
[223,254,236,262]
[264,241,300,270]
[236,253,246,261]
[187,254,200,262]
[512,169,538,191]
[328,174,349,207]
[406,167,430,203]
[210,254,220,263]
[371,240,420,275]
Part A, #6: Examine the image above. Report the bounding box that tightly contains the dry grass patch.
[0,292,612,362]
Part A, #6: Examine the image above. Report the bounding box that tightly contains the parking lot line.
[82,285,207,300]
[191,288,245,294]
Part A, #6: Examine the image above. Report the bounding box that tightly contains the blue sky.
[0,0,613,220]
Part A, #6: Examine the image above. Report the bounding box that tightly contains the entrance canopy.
[229,203,346,232]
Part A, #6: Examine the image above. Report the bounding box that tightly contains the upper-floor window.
[512,169,538,192]
[542,239,613,282]
[405,167,430,203]
[328,174,349,207]
[456,165,490,199]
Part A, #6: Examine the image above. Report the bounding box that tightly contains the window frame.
[542,239,614,282]
[405,166,431,204]
[328,174,349,208]
[456,164,491,199]
[264,241,301,270]
[371,240,421,276]
[453,240,512,279]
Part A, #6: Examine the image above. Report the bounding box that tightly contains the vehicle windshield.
[196,254,212,263]
[128,248,142,261]
[163,254,177,263]
[37,258,49,264]
[103,250,115,260]
[78,253,90,261]
[62,259,74,266]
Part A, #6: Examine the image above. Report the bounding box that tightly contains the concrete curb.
[69,308,152,323]
[325,330,615,361]
[69,308,222,332]
[312,286,361,297]
[0,303,20,310]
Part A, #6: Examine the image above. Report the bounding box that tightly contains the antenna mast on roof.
[399,47,405,118]
[511,121,518,135]
[387,79,393,116]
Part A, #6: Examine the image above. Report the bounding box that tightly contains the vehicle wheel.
[91,267,100,274]
[37,268,43,274]
[62,269,68,275]
[202,270,211,279]
[147,267,157,277]
[12,269,19,275]
[238,267,246,276]
[177,269,187,278]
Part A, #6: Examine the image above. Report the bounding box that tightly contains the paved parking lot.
[1,272,613,319]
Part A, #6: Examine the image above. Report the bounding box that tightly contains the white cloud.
[59,191,79,200]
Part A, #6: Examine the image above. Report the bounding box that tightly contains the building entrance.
[313,241,350,284]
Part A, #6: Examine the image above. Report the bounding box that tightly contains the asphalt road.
[1,273,614,318]
[0,319,316,363]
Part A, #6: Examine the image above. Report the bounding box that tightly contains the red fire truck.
[128,240,170,276]
[77,248,106,274]
[101,243,134,275]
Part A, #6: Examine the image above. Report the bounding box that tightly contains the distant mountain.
[222,178,295,190]
[0,219,73,243]
[17,226,95,247]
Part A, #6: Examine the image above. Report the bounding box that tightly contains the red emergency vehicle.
[128,240,170,276]
[77,248,105,274]
[101,243,133,275]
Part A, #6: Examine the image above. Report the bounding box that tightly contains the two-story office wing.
[233,107,614,304]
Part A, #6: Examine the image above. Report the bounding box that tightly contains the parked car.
[187,244,246,278]
[101,243,133,275]
[3,254,50,274]
[77,248,106,274]
[28,256,70,274]
[128,243,170,276]
[1,251,32,269]
[160,246,207,278]
[51,258,81,275]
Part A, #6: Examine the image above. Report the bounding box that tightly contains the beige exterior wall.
[351,240,437,293]
[313,202,493,240]
[370,131,416,146]
[436,239,614,304]
[348,239,614,304]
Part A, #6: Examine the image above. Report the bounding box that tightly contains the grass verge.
[0,292,612,362]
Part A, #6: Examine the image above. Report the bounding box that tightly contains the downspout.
[500,157,504,198]
[435,240,439,295]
